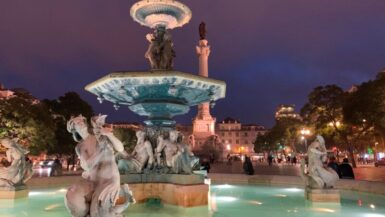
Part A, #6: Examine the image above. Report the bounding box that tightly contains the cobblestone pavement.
[211,161,385,182]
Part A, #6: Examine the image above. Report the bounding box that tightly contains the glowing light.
[312,208,336,213]
[370,204,376,209]
[226,144,231,151]
[363,214,385,217]
[44,204,61,211]
[274,194,287,198]
[284,188,302,192]
[204,178,211,185]
[57,188,67,193]
[29,191,56,196]
[248,200,263,205]
[216,196,238,202]
[214,184,233,189]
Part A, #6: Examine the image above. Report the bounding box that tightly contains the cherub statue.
[0,138,33,189]
[300,135,339,189]
[117,130,154,174]
[65,115,134,217]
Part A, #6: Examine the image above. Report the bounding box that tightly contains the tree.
[344,70,385,158]
[301,85,371,167]
[113,128,137,153]
[0,90,56,155]
[43,92,94,156]
[254,118,302,153]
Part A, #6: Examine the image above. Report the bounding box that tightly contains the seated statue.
[65,115,134,217]
[155,131,199,174]
[300,135,339,189]
[0,138,33,189]
[117,130,154,174]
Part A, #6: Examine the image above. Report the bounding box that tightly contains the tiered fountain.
[85,0,226,208]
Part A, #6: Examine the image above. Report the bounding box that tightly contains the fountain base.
[0,186,29,199]
[120,173,209,207]
[305,187,340,203]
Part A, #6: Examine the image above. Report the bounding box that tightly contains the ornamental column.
[193,22,215,136]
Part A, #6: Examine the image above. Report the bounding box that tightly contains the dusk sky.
[1,0,385,127]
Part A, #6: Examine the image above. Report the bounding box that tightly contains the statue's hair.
[67,115,87,142]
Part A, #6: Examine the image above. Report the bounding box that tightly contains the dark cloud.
[1,0,385,127]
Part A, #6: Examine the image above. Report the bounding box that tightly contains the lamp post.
[300,128,311,151]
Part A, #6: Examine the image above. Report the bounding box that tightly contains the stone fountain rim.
[85,70,226,91]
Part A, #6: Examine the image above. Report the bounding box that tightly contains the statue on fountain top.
[0,138,33,190]
[300,135,339,189]
[199,22,206,40]
[145,26,176,70]
[65,114,135,217]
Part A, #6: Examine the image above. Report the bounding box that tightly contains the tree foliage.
[113,128,137,153]
[0,90,56,155]
[43,92,94,156]
[254,118,302,153]
[301,85,373,167]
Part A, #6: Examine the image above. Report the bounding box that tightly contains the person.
[267,154,273,166]
[201,160,211,173]
[243,156,254,175]
[339,158,355,179]
[50,158,63,176]
[327,156,340,177]
[292,156,297,165]
[227,154,232,165]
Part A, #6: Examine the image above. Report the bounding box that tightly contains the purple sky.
[1,0,385,127]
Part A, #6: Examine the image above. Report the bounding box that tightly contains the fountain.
[84,0,226,209]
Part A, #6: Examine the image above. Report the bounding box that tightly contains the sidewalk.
[210,161,385,182]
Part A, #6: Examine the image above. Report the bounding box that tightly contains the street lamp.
[300,128,311,151]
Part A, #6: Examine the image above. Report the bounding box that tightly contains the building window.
[244,140,248,144]
[221,132,225,136]
[228,132,232,136]
[236,140,239,144]
[236,132,239,137]
[229,139,232,143]
[244,132,248,136]
[222,140,225,143]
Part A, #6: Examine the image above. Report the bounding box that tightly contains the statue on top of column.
[199,22,206,40]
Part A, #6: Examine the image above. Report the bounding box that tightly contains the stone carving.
[118,130,199,174]
[145,26,176,70]
[300,135,339,189]
[199,22,206,40]
[65,115,134,217]
[118,130,154,174]
[0,138,33,189]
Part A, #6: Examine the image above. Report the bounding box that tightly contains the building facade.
[275,104,301,120]
[217,117,267,156]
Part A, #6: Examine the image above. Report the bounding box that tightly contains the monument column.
[192,22,215,137]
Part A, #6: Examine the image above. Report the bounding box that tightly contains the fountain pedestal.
[305,187,340,203]
[0,186,29,199]
[120,174,208,207]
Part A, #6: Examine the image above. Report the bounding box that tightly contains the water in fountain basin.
[1,185,385,217]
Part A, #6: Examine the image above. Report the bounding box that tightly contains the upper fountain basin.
[130,0,192,29]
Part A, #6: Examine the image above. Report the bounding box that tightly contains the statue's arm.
[102,131,125,153]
